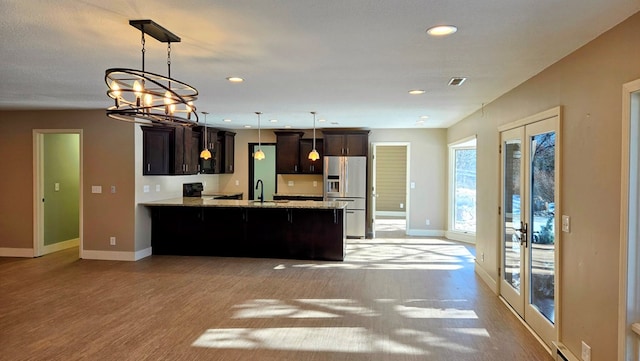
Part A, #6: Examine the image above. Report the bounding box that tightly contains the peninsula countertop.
[141,197,348,209]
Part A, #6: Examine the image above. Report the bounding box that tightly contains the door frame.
[371,142,410,237]
[618,78,640,361]
[247,142,276,200]
[33,129,84,258]
[497,106,562,350]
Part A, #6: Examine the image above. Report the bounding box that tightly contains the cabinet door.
[299,139,323,174]
[245,208,289,257]
[276,132,302,173]
[323,134,344,156]
[345,133,368,156]
[173,127,187,174]
[142,127,173,175]
[190,130,201,174]
[222,132,235,173]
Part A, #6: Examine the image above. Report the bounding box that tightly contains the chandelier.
[105,20,199,126]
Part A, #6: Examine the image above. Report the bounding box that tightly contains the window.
[449,138,477,234]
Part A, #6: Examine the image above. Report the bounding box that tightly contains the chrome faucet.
[255,179,264,203]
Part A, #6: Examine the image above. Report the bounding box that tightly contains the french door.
[500,111,560,349]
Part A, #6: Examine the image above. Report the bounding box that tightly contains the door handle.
[515,221,528,247]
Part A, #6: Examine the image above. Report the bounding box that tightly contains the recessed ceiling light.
[416,120,426,124]
[223,119,232,122]
[284,125,292,129]
[226,77,244,83]
[426,25,457,37]
[331,122,339,125]
[408,89,425,95]
[270,119,278,123]
[318,118,326,122]
[420,115,429,119]
[244,125,251,128]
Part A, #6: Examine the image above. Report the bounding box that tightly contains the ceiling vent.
[448,77,467,86]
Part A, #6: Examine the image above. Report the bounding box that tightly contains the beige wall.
[0,110,136,253]
[447,11,640,360]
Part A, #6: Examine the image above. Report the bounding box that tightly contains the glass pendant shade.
[308,149,320,161]
[200,148,211,160]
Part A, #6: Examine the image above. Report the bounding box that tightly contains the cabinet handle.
[147,164,150,172]
[295,165,298,172]
[346,148,350,155]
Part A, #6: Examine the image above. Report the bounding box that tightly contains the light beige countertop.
[141,197,347,209]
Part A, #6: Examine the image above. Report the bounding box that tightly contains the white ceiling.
[1,0,639,129]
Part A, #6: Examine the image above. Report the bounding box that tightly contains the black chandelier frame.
[105,20,199,126]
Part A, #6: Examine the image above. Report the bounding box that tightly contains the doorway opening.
[371,143,409,239]
[248,143,276,201]
[33,130,83,258]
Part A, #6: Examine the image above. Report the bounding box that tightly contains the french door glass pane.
[503,140,522,292]
[454,148,476,232]
[529,132,556,323]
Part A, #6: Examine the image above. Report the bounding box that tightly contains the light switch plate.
[91,186,102,194]
[54,183,60,192]
[410,182,416,189]
[143,185,150,193]
[562,215,570,232]
[288,181,294,186]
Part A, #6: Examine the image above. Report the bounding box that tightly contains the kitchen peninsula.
[142,198,347,261]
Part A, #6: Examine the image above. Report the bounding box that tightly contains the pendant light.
[308,111,320,161]
[200,112,211,160]
[254,112,265,160]
[105,19,199,126]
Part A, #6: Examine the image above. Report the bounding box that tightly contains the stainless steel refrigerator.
[324,156,366,238]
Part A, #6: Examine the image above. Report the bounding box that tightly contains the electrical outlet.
[400,203,404,209]
[111,185,116,194]
[581,341,591,361]
[235,180,240,186]
[109,237,116,246]
[481,253,485,262]
[313,181,317,187]
[156,184,161,192]
[425,219,430,226]
[288,181,294,186]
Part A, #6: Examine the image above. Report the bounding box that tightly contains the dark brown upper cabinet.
[275,131,305,174]
[322,130,369,156]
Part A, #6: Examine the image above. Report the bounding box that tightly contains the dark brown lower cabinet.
[148,206,345,261]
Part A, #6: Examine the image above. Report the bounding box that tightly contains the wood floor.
[0,236,553,360]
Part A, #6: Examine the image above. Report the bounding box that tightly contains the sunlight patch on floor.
[192,327,428,355]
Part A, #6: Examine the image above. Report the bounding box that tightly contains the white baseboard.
[445,231,476,244]
[475,261,498,294]
[81,247,152,261]
[406,229,445,237]
[0,247,34,258]
[42,238,79,255]
[375,211,406,217]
